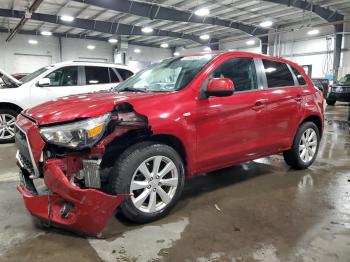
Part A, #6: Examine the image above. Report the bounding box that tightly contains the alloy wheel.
[0,114,16,140]
[130,155,179,213]
[299,128,318,163]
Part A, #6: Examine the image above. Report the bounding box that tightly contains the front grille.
[17,152,35,176]
[333,86,350,93]
[15,125,38,177]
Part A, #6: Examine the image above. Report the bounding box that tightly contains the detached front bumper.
[17,159,126,236]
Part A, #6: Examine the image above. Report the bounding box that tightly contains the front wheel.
[326,99,336,106]
[109,142,185,223]
[0,109,18,143]
[283,122,320,170]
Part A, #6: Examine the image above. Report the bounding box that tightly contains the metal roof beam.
[0,8,218,48]
[6,0,44,41]
[73,0,268,36]
[0,28,164,49]
[263,0,344,22]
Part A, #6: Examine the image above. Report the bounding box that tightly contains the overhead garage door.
[13,53,52,74]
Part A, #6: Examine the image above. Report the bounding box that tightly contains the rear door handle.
[252,99,267,111]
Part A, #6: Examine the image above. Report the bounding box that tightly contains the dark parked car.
[312,78,329,97]
[326,74,350,105]
[11,73,29,80]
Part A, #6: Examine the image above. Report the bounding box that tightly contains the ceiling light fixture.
[265,67,277,73]
[203,46,211,51]
[160,43,169,48]
[259,21,273,28]
[108,38,118,44]
[60,15,75,22]
[87,45,95,50]
[246,40,255,46]
[41,31,52,36]
[194,7,210,17]
[28,39,38,45]
[200,34,210,40]
[141,27,153,33]
[134,48,141,53]
[308,29,319,36]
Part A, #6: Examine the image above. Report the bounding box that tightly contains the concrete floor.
[0,104,350,262]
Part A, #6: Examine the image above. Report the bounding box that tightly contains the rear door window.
[109,68,120,83]
[291,67,306,85]
[262,60,295,88]
[85,66,110,85]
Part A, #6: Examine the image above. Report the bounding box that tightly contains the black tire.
[326,99,336,106]
[0,109,18,144]
[32,216,51,229]
[109,141,185,223]
[283,122,320,170]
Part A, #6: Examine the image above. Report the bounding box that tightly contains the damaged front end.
[15,103,149,236]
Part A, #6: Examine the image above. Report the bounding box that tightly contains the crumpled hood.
[23,91,168,125]
[0,69,21,88]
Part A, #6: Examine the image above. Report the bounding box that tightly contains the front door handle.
[252,99,267,111]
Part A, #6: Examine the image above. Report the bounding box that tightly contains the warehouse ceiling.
[0,0,349,48]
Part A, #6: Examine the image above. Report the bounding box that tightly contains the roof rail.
[71,60,114,64]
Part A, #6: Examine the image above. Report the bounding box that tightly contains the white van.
[0,61,135,143]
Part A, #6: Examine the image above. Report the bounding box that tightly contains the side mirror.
[205,78,235,97]
[37,78,50,87]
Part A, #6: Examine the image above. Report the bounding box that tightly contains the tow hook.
[60,202,74,218]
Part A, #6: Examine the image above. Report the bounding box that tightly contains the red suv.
[15,52,324,235]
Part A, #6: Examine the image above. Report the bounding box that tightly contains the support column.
[58,36,62,62]
[259,36,268,55]
[342,16,350,78]
[333,24,343,81]
[209,38,219,51]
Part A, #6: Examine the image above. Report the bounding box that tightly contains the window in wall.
[211,58,258,92]
[262,60,295,88]
[85,66,110,84]
[117,68,133,80]
[45,66,78,86]
[291,66,306,85]
[109,68,120,83]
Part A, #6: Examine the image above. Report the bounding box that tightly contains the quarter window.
[262,60,294,88]
[85,66,110,85]
[117,68,133,80]
[211,58,258,92]
[291,67,306,85]
[45,66,78,86]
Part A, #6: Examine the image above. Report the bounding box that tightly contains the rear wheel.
[283,122,320,170]
[326,99,336,106]
[109,142,185,223]
[0,109,18,143]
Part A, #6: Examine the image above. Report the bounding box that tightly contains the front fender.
[0,87,29,110]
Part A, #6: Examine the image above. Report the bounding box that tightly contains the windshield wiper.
[118,87,147,93]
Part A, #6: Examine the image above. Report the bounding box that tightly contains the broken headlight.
[40,114,110,149]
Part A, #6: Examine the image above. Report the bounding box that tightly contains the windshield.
[116,54,217,92]
[339,74,350,84]
[20,66,52,84]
